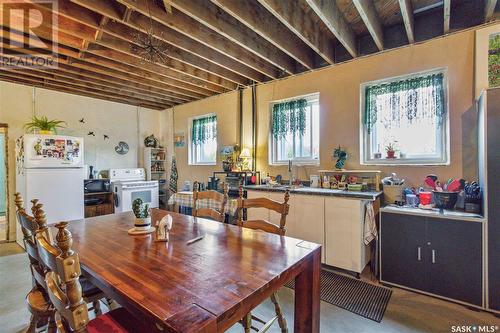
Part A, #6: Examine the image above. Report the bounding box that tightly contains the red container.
[420,191,433,205]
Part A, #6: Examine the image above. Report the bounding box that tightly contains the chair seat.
[26,288,52,315]
[87,308,152,333]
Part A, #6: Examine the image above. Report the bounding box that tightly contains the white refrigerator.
[16,134,85,246]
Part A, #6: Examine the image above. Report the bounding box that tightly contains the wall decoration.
[144,134,159,148]
[333,146,348,170]
[79,118,85,124]
[174,132,185,148]
[87,131,95,136]
[489,34,500,87]
[103,135,109,140]
[115,141,129,155]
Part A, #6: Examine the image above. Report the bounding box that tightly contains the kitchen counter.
[380,205,485,222]
[244,185,382,200]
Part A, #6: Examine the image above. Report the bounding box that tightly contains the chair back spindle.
[193,183,229,222]
[39,221,89,332]
[237,187,290,236]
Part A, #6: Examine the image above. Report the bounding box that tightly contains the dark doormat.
[285,269,392,322]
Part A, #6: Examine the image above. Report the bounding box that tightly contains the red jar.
[419,191,433,205]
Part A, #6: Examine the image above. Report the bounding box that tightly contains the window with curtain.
[189,114,217,165]
[361,70,448,165]
[269,94,320,165]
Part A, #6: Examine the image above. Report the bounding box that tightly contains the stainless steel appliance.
[84,179,111,193]
[110,168,159,213]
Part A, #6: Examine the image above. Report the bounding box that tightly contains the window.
[269,94,320,165]
[361,70,449,165]
[189,114,217,165]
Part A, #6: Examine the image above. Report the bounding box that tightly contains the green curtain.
[192,115,217,145]
[272,99,308,139]
[364,73,445,133]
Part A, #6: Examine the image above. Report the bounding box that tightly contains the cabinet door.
[288,195,325,261]
[324,197,362,271]
[246,190,269,221]
[426,218,482,306]
[380,213,427,291]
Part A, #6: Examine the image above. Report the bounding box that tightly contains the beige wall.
[172,27,484,189]
[0,81,161,240]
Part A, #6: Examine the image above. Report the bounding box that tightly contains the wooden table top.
[65,209,321,332]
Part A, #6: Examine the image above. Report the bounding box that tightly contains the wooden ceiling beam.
[485,0,498,21]
[256,0,335,65]
[210,0,317,69]
[1,65,174,107]
[163,0,172,14]
[2,23,209,100]
[0,32,194,102]
[0,72,168,110]
[305,0,357,58]
[168,0,299,74]
[115,0,283,79]
[352,0,384,50]
[443,0,451,33]
[398,0,415,44]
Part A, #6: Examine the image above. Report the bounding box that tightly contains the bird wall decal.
[79,118,85,123]
[87,131,95,136]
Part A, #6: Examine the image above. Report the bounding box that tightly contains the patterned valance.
[192,115,217,145]
[364,73,445,133]
[271,99,308,139]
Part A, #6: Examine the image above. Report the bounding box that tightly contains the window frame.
[269,93,320,166]
[188,113,217,166]
[359,69,450,166]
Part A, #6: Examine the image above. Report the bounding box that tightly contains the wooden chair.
[39,221,156,333]
[14,194,105,332]
[192,182,228,222]
[236,187,290,333]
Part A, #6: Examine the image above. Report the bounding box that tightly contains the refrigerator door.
[23,134,84,168]
[24,168,84,224]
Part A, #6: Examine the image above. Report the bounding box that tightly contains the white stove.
[110,168,159,213]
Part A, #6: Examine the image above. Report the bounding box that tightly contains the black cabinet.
[381,212,483,306]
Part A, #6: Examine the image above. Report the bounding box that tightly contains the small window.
[361,70,449,165]
[189,114,217,165]
[269,94,320,165]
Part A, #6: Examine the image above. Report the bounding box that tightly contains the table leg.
[294,249,321,333]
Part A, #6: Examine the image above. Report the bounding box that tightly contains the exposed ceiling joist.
[210,0,318,69]
[256,0,336,65]
[167,0,299,74]
[115,0,283,80]
[353,0,384,51]
[163,0,172,14]
[485,0,498,21]
[398,0,415,44]
[305,0,357,58]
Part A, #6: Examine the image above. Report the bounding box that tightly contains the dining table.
[64,209,321,332]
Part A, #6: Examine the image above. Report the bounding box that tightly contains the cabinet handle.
[417,247,422,261]
[432,249,436,264]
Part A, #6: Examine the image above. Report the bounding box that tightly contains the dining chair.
[192,182,229,222]
[236,187,290,333]
[38,221,157,333]
[14,194,106,332]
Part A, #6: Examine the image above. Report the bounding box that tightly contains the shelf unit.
[144,147,167,209]
[84,191,114,218]
[318,169,381,191]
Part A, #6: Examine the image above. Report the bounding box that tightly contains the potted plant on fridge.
[24,115,66,134]
[132,198,151,230]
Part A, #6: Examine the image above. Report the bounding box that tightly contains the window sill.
[361,159,450,166]
[188,162,217,166]
[270,160,320,167]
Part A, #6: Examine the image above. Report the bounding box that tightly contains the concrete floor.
[1,242,498,333]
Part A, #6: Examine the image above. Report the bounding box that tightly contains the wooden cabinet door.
[380,212,427,291]
[426,218,483,306]
[324,197,362,271]
[246,190,269,222]
[288,194,325,261]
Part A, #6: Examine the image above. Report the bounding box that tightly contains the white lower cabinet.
[324,197,371,273]
[245,190,372,271]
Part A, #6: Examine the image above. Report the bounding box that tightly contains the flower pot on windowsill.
[386,150,396,159]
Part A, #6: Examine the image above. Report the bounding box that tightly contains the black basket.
[432,191,458,209]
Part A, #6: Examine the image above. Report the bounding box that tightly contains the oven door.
[117,184,159,213]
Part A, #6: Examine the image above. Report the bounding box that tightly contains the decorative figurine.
[144,134,159,148]
[156,214,173,242]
